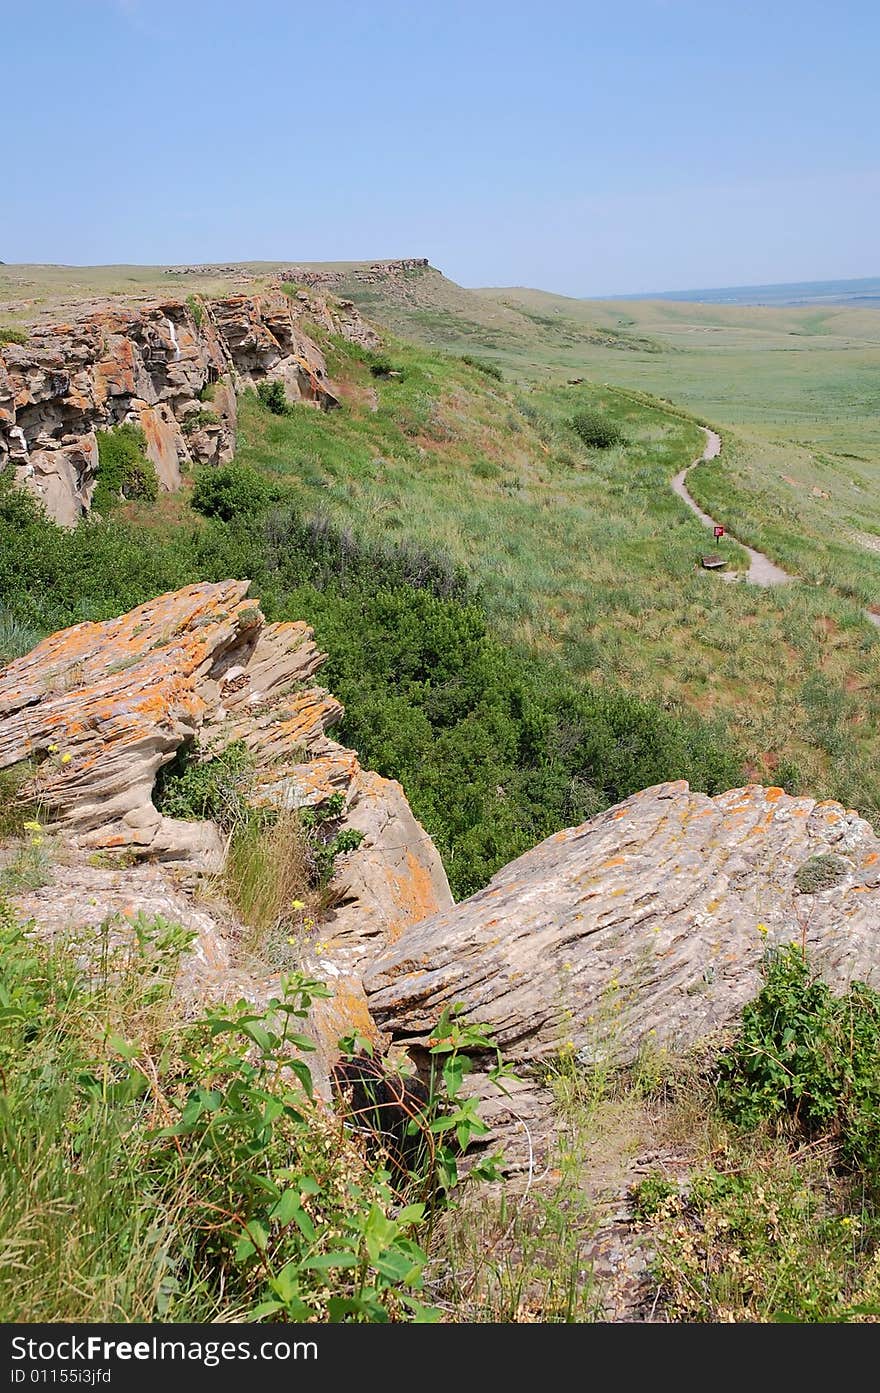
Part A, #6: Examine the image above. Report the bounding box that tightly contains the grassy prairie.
[332,265,880,636]
[230,331,880,818]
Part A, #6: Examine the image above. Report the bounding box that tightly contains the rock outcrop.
[279,259,429,293]
[365,780,880,1069]
[0,288,375,525]
[0,580,452,956]
[6,587,880,1126]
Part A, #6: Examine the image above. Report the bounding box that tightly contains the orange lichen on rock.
[0,580,453,964]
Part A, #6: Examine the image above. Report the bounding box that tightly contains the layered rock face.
[0,580,452,952]
[365,780,880,1069]
[279,258,429,292]
[0,288,372,525]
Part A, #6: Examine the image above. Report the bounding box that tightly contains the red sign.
[714,525,725,538]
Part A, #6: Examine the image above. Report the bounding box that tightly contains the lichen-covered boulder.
[365,781,880,1068]
[0,580,452,958]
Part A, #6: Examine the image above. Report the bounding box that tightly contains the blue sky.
[4,0,878,295]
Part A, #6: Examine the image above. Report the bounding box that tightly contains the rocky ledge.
[365,779,880,1070]
[0,286,377,526]
[0,580,451,955]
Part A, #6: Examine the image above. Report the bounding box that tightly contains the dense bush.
[154,740,256,832]
[93,424,159,514]
[190,463,278,521]
[715,947,880,1172]
[571,408,625,449]
[0,467,743,897]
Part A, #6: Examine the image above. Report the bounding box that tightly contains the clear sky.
[4,0,878,296]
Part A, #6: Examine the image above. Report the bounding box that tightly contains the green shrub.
[461,354,503,382]
[636,1150,880,1322]
[153,740,255,832]
[257,379,289,415]
[93,424,159,514]
[181,408,220,436]
[0,325,27,346]
[197,380,216,403]
[190,463,277,521]
[715,947,880,1171]
[570,409,625,449]
[299,792,365,884]
[185,293,204,328]
[0,899,511,1321]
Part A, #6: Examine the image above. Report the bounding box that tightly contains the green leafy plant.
[299,793,364,884]
[635,1154,880,1322]
[0,325,27,346]
[336,1004,514,1212]
[0,901,465,1322]
[153,740,255,832]
[715,946,880,1171]
[190,463,278,520]
[93,423,159,514]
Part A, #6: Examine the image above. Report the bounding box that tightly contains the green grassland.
[227,331,880,818]
[332,268,880,605]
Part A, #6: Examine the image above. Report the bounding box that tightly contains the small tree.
[93,424,159,514]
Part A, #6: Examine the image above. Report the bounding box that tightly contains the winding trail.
[672,428,880,629]
[672,428,793,586]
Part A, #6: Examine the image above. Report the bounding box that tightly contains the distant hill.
[609,276,880,309]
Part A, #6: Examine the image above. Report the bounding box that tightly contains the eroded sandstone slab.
[365,780,880,1068]
[0,581,452,960]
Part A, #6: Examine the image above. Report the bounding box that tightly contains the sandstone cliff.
[0,286,376,526]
